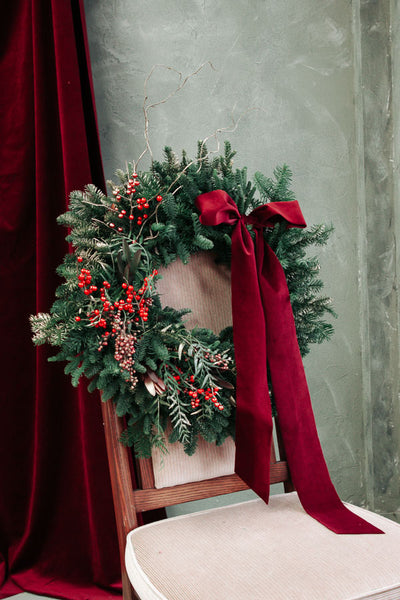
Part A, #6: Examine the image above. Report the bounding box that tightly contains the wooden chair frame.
[101,398,294,600]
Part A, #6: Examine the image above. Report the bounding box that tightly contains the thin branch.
[165,105,266,194]
[135,62,216,168]
[133,62,267,200]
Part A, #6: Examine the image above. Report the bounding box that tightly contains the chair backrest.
[101,251,293,598]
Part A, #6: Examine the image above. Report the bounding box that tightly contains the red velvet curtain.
[0,1,122,597]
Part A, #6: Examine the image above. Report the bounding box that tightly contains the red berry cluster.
[112,171,140,201]
[75,254,157,336]
[188,388,201,408]
[112,189,122,201]
[188,386,223,410]
[85,280,112,330]
[110,173,163,229]
[120,268,158,322]
[77,265,98,296]
[89,309,107,329]
[181,374,223,410]
[136,196,149,212]
[165,353,228,411]
[126,173,140,196]
[119,283,136,314]
[204,352,230,371]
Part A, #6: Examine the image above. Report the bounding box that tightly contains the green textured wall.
[84,0,400,519]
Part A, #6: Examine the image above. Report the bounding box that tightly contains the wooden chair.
[101,254,400,600]
[102,400,400,600]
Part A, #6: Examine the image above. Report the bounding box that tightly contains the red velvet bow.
[196,190,382,534]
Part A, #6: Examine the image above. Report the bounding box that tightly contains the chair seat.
[125,492,400,600]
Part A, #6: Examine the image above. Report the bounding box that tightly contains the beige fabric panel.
[153,252,235,488]
[126,492,400,600]
[156,251,232,334]
[152,432,235,489]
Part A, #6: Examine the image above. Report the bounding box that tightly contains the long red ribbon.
[196,190,382,534]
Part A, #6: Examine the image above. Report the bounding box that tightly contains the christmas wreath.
[31,142,335,457]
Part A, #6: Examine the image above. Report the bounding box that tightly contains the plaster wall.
[84,0,400,517]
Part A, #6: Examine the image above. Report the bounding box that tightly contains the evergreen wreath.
[31,142,335,457]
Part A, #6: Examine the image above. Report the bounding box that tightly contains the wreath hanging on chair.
[30,142,335,457]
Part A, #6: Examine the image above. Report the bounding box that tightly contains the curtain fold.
[0,1,121,597]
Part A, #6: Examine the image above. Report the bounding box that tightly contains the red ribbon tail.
[231,223,273,504]
[259,240,383,534]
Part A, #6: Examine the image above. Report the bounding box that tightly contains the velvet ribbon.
[196,190,382,534]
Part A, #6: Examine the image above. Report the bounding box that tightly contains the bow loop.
[244,201,307,230]
[196,190,240,227]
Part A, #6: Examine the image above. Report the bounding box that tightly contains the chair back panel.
[153,252,236,486]
[151,433,236,489]
[157,251,232,333]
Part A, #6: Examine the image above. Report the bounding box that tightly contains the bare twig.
[135,62,216,169]
[165,105,265,194]
[134,62,266,195]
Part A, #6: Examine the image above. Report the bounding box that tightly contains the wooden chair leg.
[101,399,139,599]
[122,567,136,600]
[275,415,295,493]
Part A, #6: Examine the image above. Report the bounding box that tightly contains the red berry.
[77,256,83,263]
[75,316,81,322]
[156,195,162,202]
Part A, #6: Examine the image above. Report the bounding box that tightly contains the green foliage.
[30,141,335,457]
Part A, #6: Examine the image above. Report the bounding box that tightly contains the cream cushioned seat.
[125,492,400,600]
